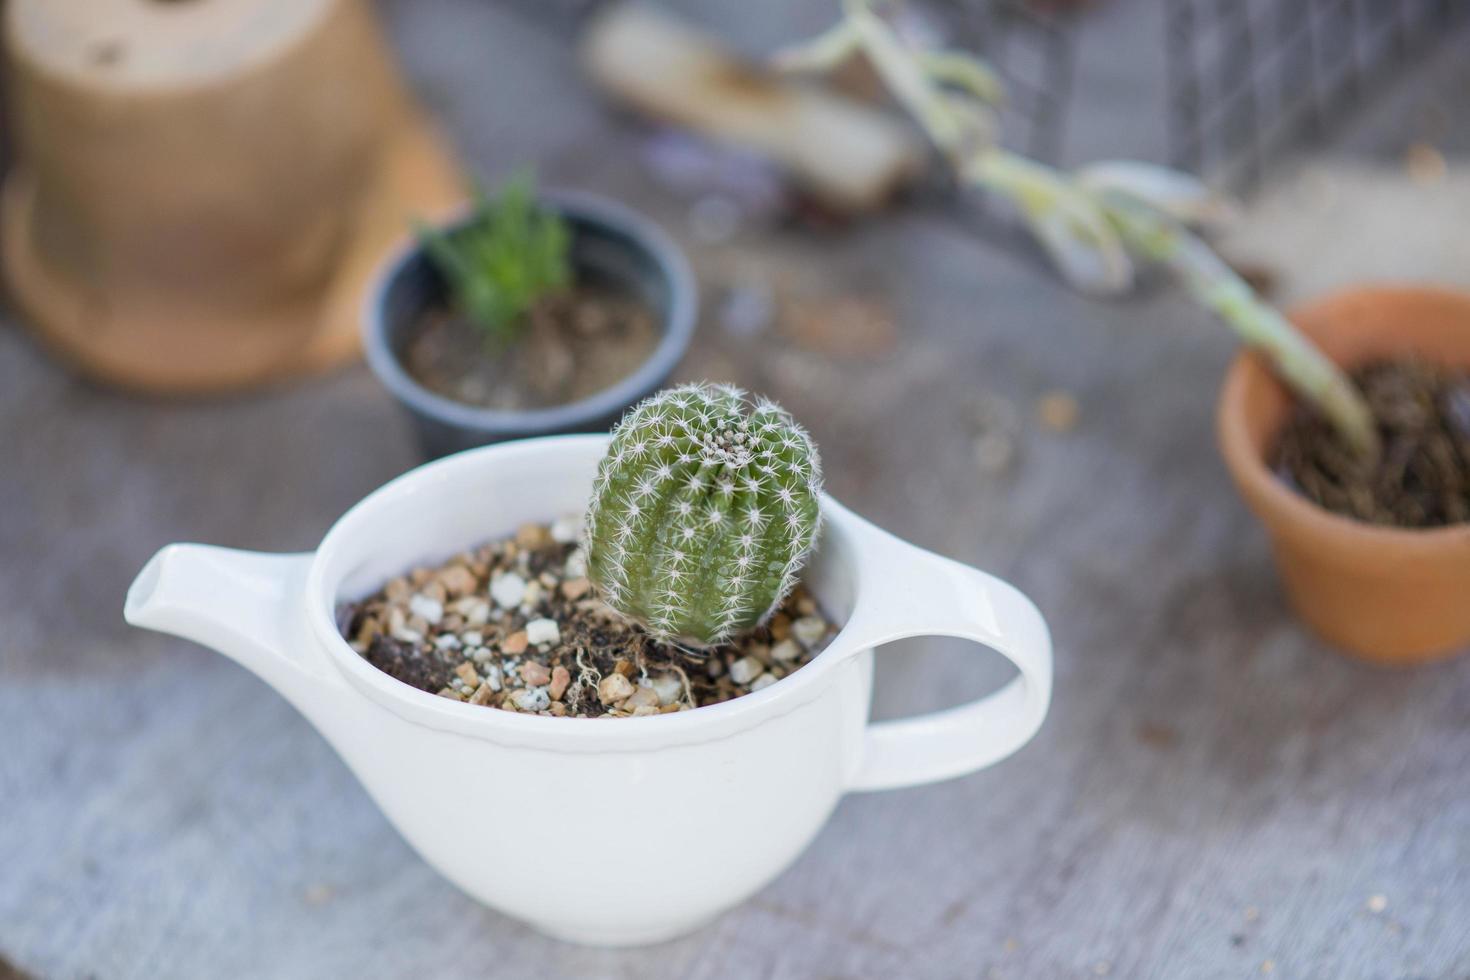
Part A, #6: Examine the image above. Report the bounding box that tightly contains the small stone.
[624,686,660,710]
[468,683,496,706]
[502,631,530,655]
[525,618,560,646]
[521,580,545,609]
[408,594,444,625]
[792,616,827,648]
[729,656,763,685]
[770,638,804,663]
[436,687,464,701]
[1037,391,1080,433]
[384,577,411,602]
[465,602,491,627]
[548,701,567,716]
[515,523,555,551]
[391,626,423,645]
[560,577,592,600]
[614,659,636,678]
[454,662,479,687]
[598,674,635,705]
[511,687,551,712]
[630,705,660,717]
[482,664,503,691]
[460,631,483,648]
[550,514,582,543]
[750,672,778,692]
[564,548,588,578]
[433,634,461,652]
[437,565,478,598]
[649,673,683,706]
[520,661,551,686]
[796,594,816,616]
[549,665,571,701]
[420,580,447,604]
[769,614,791,641]
[490,572,527,609]
[469,646,492,663]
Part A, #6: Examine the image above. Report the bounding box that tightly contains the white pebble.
[432,634,461,651]
[792,616,827,648]
[521,580,544,609]
[729,656,763,685]
[465,602,491,627]
[550,514,583,543]
[598,674,635,705]
[511,687,550,711]
[483,664,503,691]
[460,631,483,648]
[649,673,684,706]
[563,548,588,578]
[770,638,803,663]
[470,647,492,663]
[750,672,778,692]
[391,627,423,644]
[490,572,527,609]
[525,618,560,646]
[408,594,444,625]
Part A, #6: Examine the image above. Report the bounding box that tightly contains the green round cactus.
[584,383,823,647]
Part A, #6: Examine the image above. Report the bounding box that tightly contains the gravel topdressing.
[336,517,837,718]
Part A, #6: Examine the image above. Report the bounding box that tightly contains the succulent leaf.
[585,383,823,647]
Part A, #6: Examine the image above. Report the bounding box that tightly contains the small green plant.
[776,0,1380,463]
[584,383,823,648]
[417,172,571,346]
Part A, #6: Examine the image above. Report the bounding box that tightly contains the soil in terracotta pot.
[402,284,659,411]
[335,517,837,718]
[1274,359,1470,528]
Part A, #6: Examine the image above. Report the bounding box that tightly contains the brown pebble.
[515,523,555,551]
[614,659,636,678]
[385,578,411,602]
[502,631,529,655]
[598,674,635,705]
[468,683,496,706]
[420,580,447,604]
[769,614,791,641]
[437,565,478,598]
[549,665,571,701]
[436,687,464,701]
[548,701,567,716]
[520,661,551,686]
[624,686,660,710]
[560,577,592,600]
[454,662,479,687]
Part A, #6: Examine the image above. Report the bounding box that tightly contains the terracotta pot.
[1,0,465,393]
[1217,285,1470,665]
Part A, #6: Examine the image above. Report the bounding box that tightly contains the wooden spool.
[1,0,466,393]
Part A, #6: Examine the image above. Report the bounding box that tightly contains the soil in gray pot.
[336,517,837,718]
[403,284,658,411]
[1274,359,1470,528]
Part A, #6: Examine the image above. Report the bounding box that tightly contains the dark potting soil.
[336,520,837,718]
[1274,359,1470,528]
[403,284,658,411]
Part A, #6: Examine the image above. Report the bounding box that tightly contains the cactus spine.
[584,383,823,647]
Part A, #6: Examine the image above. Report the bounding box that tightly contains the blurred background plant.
[776,0,1380,461]
[416,172,572,347]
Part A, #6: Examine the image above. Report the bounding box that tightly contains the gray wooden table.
[4,2,1469,977]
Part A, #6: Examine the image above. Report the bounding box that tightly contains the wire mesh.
[1166,0,1468,191]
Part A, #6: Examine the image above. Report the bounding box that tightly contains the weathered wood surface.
[3,1,1469,978]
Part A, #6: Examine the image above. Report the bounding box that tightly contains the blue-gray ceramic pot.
[363,190,696,459]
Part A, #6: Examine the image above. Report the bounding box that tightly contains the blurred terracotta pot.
[1,0,464,393]
[1218,285,1470,666]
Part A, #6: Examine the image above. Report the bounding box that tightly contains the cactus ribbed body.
[585,383,823,647]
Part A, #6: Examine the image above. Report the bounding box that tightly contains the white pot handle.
[842,523,1053,792]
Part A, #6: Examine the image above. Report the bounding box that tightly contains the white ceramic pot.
[124,435,1052,946]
